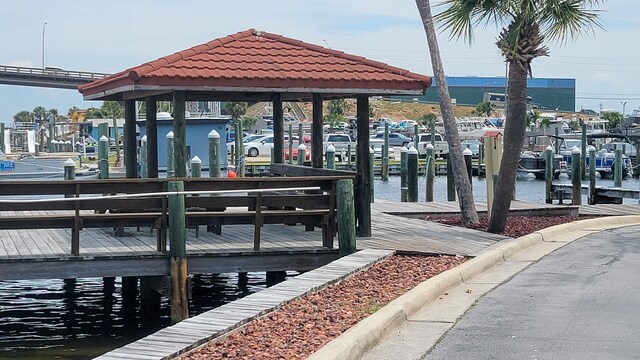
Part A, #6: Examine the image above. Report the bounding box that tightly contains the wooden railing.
[0,177,353,255]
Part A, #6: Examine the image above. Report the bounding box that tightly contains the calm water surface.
[2,175,638,359]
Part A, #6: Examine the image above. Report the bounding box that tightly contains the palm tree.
[415,0,479,225]
[475,101,494,117]
[434,0,602,232]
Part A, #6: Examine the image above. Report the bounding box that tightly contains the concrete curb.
[308,215,640,360]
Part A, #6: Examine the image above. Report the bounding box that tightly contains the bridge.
[0,65,108,90]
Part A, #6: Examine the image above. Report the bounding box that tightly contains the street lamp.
[42,22,47,69]
[621,101,627,131]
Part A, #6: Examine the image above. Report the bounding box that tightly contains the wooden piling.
[98,135,109,179]
[191,156,202,178]
[426,143,434,202]
[326,144,335,169]
[571,148,582,205]
[297,144,306,166]
[545,146,553,204]
[581,122,587,180]
[208,129,221,177]
[336,179,356,257]
[47,123,54,153]
[369,147,375,203]
[166,131,174,178]
[288,124,294,165]
[588,146,596,205]
[145,97,159,178]
[400,146,408,202]
[413,124,419,149]
[347,144,352,168]
[234,121,243,170]
[64,158,75,180]
[614,148,623,187]
[168,181,189,323]
[407,146,418,202]
[140,135,148,178]
[463,147,473,188]
[382,123,389,181]
[298,123,304,145]
[98,123,109,141]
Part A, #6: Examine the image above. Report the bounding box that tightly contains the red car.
[284,147,311,161]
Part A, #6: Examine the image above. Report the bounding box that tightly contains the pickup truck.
[323,134,356,162]
[416,133,449,158]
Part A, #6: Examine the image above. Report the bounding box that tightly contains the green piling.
[382,123,389,181]
[588,146,596,205]
[64,158,75,180]
[614,148,623,187]
[191,156,202,178]
[571,147,582,205]
[463,147,473,188]
[297,144,306,166]
[545,146,553,204]
[407,146,418,202]
[369,147,375,203]
[288,124,294,164]
[413,124,419,149]
[168,181,188,323]
[140,135,148,179]
[166,131,175,178]
[208,129,221,177]
[326,144,335,169]
[98,135,109,179]
[426,143,434,202]
[400,146,408,202]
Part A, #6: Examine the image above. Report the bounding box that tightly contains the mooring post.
[47,122,54,153]
[581,122,587,180]
[426,143,434,202]
[545,146,553,204]
[64,158,75,180]
[614,148,623,187]
[140,135,148,179]
[571,147,582,205]
[347,144,352,169]
[588,145,596,205]
[50,139,57,153]
[463,147,473,189]
[297,143,306,166]
[326,144,335,169]
[447,156,456,201]
[400,146,408,202]
[298,123,304,145]
[191,156,201,178]
[369,147,375,203]
[407,145,418,202]
[168,180,189,323]
[98,122,109,142]
[554,127,560,154]
[166,131,174,178]
[382,122,389,181]
[288,124,294,164]
[478,143,484,170]
[208,129,221,178]
[98,135,109,179]
[337,179,356,257]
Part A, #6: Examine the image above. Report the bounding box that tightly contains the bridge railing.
[0,65,108,81]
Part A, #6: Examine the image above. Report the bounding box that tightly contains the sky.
[1,0,638,123]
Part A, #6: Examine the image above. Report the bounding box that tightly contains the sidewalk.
[308,216,640,360]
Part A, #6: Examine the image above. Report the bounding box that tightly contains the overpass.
[0,65,108,90]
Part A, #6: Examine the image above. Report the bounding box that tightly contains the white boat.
[455,118,501,140]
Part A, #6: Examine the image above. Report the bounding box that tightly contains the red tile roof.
[79,29,431,99]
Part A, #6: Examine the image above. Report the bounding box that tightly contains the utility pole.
[42,22,47,69]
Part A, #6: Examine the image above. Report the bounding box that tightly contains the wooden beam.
[145,97,159,178]
[124,99,137,178]
[172,91,187,177]
[312,95,324,168]
[356,95,372,237]
[272,94,284,164]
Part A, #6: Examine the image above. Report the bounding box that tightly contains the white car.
[227,134,268,155]
[244,135,299,157]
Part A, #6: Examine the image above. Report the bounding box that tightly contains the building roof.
[79,29,431,101]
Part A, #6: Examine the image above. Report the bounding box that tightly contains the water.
[0,272,290,359]
[2,174,638,359]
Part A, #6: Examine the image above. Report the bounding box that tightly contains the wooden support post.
[98,123,109,142]
[572,148,582,205]
[337,179,356,256]
[463,147,473,188]
[554,127,560,154]
[413,124,419,149]
[234,121,243,171]
[614,148,623,187]
[140,135,148,178]
[355,95,371,237]
[145,97,159,178]
[347,144,352,168]
[298,123,304,145]
[382,122,389,181]
[288,124,294,165]
[208,129,221,177]
[64,158,75,180]
[545,146,553,204]
[253,193,263,250]
[369,147,375,203]
[447,156,456,201]
[400,146,408,202]
[297,144,306,166]
[478,143,484,169]
[166,131,174,178]
[98,135,109,179]
[581,122,587,180]
[191,156,201,178]
[430,119,436,148]
[173,91,187,178]
[588,146,596,205]
[407,146,418,202]
[168,180,189,323]
[124,100,137,178]
[48,122,54,153]
[312,95,324,168]
[426,144,434,202]
[326,144,335,169]
[272,94,284,164]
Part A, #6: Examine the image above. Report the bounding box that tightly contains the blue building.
[137,113,230,171]
[398,76,576,111]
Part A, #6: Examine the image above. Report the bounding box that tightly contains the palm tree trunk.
[416,0,479,224]
[487,61,528,233]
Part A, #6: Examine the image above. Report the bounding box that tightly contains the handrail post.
[168,180,188,323]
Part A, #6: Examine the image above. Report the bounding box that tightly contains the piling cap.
[65,140,71,144]
[401,146,408,153]
[64,158,75,166]
[463,147,473,155]
[166,131,174,139]
[51,139,58,144]
[408,144,418,155]
[141,135,147,141]
[426,143,434,150]
[208,129,220,139]
[587,145,596,152]
[327,143,335,152]
[191,156,202,164]
[100,135,109,142]
[369,147,374,153]
[571,146,581,154]
[298,143,306,150]
[546,145,553,151]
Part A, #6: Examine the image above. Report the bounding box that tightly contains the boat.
[550,134,634,178]
[455,117,502,140]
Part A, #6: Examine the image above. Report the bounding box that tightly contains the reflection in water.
[0,272,291,360]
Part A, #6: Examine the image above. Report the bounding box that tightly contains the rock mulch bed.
[180,255,466,360]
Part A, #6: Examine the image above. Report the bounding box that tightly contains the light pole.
[42,22,47,69]
[621,101,627,131]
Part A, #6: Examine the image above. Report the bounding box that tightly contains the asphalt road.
[426,225,640,360]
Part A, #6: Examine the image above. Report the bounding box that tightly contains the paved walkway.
[363,225,640,360]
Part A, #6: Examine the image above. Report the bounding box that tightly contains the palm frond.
[434,0,511,42]
[539,0,603,42]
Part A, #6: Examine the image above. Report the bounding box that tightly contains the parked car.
[369,138,395,160]
[227,134,268,155]
[284,147,311,161]
[416,133,449,158]
[244,135,298,157]
[372,132,412,147]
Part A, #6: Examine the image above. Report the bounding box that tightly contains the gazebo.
[79,28,431,236]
